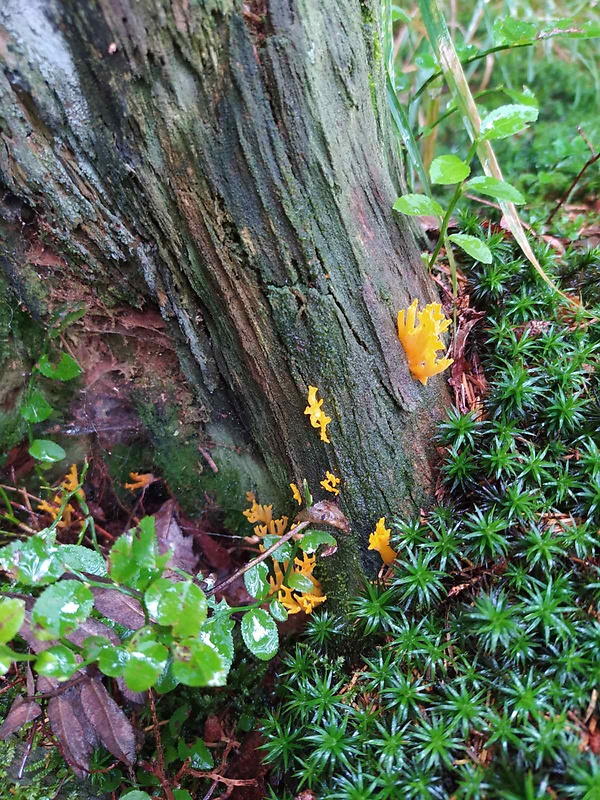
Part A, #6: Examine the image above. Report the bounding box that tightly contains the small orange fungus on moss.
[37,464,84,529]
[397,299,454,385]
[368,517,396,564]
[304,385,332,443]
[124,472,154,491]
[290,483,303,505]
[320,471,340,496]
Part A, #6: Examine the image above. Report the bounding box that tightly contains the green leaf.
[120,792,152,800]
[503,86,538,109]
[173,791,194,800]
[244,562,270,601]
[48,305,87,339]
[198,616,235,674]
[393,194,444,217]
[0,644,15,675]
[287,572,314,594]
[391,4,410,23]
[480,104,539,140]
[541,18,600,39]
[190,739,214,770]
[124,639,169,692]
[448,234,493,264]
[29,439,66,464]
[0,536,64,585]
[154,657,180,694]
[172,637,228,687]
[299,530,337,554]
[241,609,279,661]
[81,635,113,661]
[37,351,82,381]
[31,580,94,640]
[466,176,526,204]
[144,578,207,638]
[98,645,130,678]
[109,517,169,591]
[429,155,470,185]
[493,17,537,44]
[35,645,78,680]
[0,598,25,644]
[60,545,108,577]
[20,390,53,424]
[269,599,288,622]
[262,534,293,562]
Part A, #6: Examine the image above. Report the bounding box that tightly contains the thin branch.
[546,149,600,226]
[207,520,310,597]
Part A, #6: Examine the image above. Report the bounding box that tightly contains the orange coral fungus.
[37,464,84,529]
[368,517,396,564]
[267,550,327,615]
[243,493,287,539]
[124,472,154,491]
[320,471,340,496]
[290,483,303,505]
[397,300,453,386]
[304,386,332,443]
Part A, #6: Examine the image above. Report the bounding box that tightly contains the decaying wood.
[0,0,449,596]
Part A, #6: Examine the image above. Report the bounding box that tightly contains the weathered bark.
[0,0,449,589]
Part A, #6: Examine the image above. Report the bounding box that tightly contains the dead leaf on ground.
[0,695,42,739]
[92,588,145,629]
[47,693,93,777]
[80,679,136,765]
[154,500,199,574]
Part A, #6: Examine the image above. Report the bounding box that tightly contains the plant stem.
[429,140,478,272]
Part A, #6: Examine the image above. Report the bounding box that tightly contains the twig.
[207,520,310,597]
[148,690,174,800]
[546,149,600,226]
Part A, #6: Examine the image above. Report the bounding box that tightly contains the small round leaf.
[430,155,471,185]
[35,645,78,680]
[241,609,279,661]
[448,234,493,264]
[29,439,66,464]
[393,194,444,217]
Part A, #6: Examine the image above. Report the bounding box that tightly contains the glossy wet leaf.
[0,644,20,675]
[29,439,66,464]
[269,599,288,622]
[480,104,539,140]
[98,645,130,678]
[124,639,168,691]
[0,598,25,644]
[0,536,64,585]
[287,572,314,594]
[241,609,279,661]
[172,637,228,687]
[20,390,53,423]
[244,562,270,601]
[393,194,444,217]
[144,578,207,637]
[467,176,525,204]
[430,155,470,185]
[448,234,493,264]
[35,645,79,680]
[109,516,170,591]
[299,530,337,554]
[31,580,94,640]
[61,545,108,577]
[38,351,82,381]
[198,616,235,672]
[262,534,293,562]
